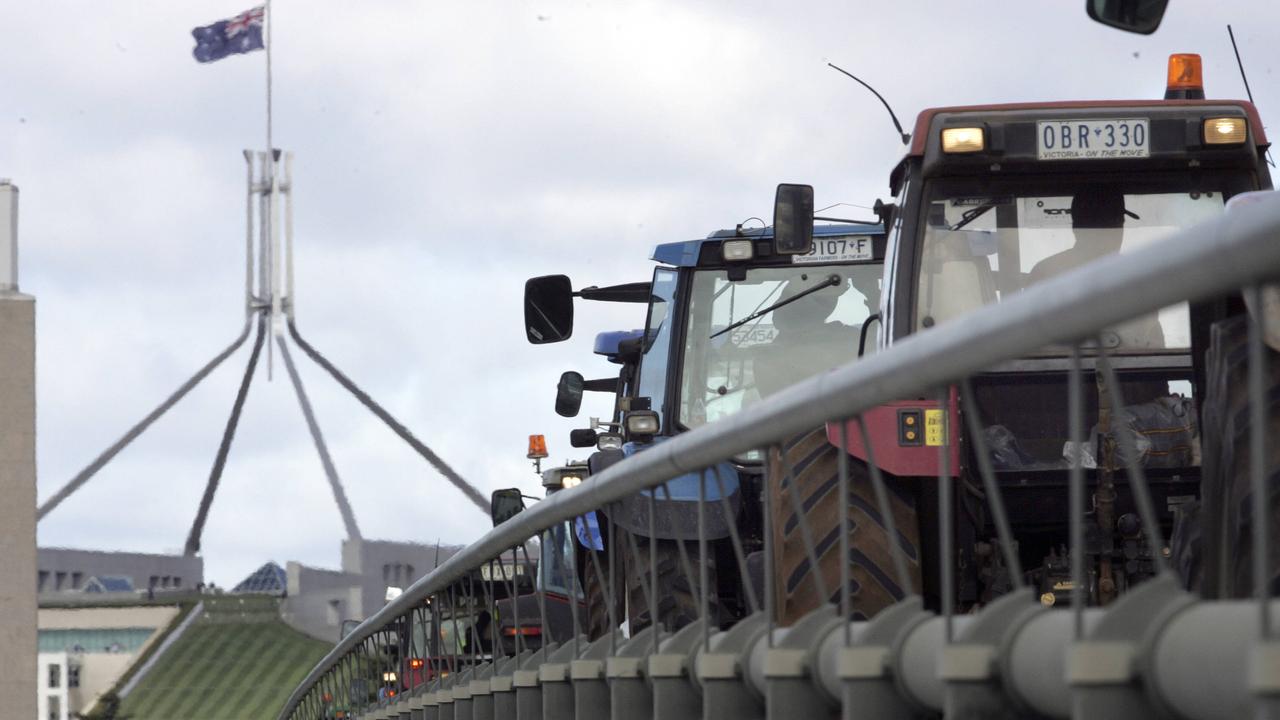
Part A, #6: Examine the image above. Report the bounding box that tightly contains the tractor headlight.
[1204,117,1247,145]
[722,239,754,262]
[624,410,660,438]
[941,127,985,153]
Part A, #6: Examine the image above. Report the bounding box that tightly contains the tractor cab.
[782,53,1274,610]
[640,221,886,444]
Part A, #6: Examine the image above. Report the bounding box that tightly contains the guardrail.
[279,192,1280,720]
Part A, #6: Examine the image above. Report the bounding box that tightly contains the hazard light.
[1204,117,1247,145]
[408,658,426,670]
[1164,53,1204,100]
[941,127,984,153]
[526,434,548,460]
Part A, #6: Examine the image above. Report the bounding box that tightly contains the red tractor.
[773,53,1277,619]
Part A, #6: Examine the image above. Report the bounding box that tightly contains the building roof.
[233,562,287,596]
[83,575,135,593]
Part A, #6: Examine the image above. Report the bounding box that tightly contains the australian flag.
[192,6,265,63]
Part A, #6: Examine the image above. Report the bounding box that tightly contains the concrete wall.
[39,605,180,630]
[72,652,132,717]
[285,561,355,597]
[0,288,36,719]
[281,562,363,642]
[37,547,203,594]
[341,538,462,622]
[278,540,464,642]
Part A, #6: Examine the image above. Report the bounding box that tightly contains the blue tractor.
[525,218,894,632]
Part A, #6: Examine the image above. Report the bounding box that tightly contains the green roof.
[118,597,331,720]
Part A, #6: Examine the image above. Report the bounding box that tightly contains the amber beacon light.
[1164,53,1204,99]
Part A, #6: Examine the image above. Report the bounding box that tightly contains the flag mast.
[264,0,280,378]
[266,0,273,156]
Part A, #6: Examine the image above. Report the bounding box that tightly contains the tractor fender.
[826,389,961,478]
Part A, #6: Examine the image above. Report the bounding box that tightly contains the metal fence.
[278,192,1280,720]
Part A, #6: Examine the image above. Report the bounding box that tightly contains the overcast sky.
[10,0,1280,587]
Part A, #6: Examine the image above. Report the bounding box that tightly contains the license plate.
[480,564,524,581]
[793,234,874,264]
[1037,119,1149,160]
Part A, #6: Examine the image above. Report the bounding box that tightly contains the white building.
[35,652,71,720]
[36,605,180,718]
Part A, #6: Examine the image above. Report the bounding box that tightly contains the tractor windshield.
[915,185,1227,352]
[678,262,882,430]
[538,522,583,600]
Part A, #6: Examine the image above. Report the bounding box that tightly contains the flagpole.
[265,0,276,379]
[266,0,273,156]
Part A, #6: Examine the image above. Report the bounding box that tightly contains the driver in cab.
[1029,188,1165,350]
[753,273,879,399]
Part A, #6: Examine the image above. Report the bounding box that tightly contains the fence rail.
[279,192,1280,720]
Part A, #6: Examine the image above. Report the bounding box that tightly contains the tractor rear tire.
[623,532,719,634]
[580,545,617,640]
[768,427,922,625]
[1199,316,1280,598]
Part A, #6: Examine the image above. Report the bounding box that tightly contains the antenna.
[1227,25,1275,168]
[827,63,910,145]
[1227,25,1255,105]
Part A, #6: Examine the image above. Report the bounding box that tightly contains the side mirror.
[773,183,814,255]
[873,198,896,228]
[524,275,574,344]
[555,371,585,418]
[1086,0,1166,35]
[569,428,598,448]
[490,488,526,527]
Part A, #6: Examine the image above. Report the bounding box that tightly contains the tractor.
[524,220,890,631]
[770,52,1278,616]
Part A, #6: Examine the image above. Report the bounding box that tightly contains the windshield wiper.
[950,202,995,231]
[710,274,841,339]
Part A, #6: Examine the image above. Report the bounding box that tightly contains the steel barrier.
[279,192,1280,720]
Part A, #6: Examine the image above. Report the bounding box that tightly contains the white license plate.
[480,564,524,581]
[793,235,874,264]
[1037,118,1149,160]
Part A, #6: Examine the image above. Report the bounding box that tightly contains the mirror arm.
[575,282,652,303]
[583,378,619,393]
[859,313,882,358]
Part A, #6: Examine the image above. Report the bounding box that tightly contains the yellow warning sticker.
[924,409,946,446]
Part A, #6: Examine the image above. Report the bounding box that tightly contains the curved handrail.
[278,193,1280,719]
